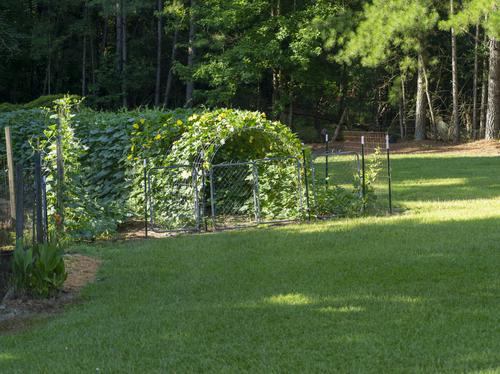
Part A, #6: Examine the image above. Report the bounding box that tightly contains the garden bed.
[0,254,100,332]
[0,251,12,300]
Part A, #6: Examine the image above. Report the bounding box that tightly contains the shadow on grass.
[314,155,500,204]
[2,213,500,371]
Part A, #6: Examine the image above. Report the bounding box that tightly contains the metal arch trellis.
[146,125,304,233]
[192,125,302,167]
[196,126,303,230]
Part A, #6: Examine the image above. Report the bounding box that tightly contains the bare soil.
[389,140,500,155]
[0,254,101,333]
[313,139,500,156]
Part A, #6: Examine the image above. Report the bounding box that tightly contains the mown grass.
[1,153,500,372]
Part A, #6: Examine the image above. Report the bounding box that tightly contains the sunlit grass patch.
[2,153,500,372]
[264,293,313,306]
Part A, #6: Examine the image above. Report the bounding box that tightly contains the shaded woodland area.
[0,0,499,141]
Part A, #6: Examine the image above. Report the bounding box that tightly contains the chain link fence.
[144,137,393,234]
[208,157,303,230]
[209,161,258,230]
[256,157,303,224]
[147,165,200,233]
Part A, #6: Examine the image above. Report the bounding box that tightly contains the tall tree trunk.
[400,76,407,139]
[399,99,404,140]
[47,54,52,95]
[451,0,460,143]
[116,0,127,107]
[485,37,500,139]
[116,1,122,74]
[415,55,427,140]
[82,34,87,96]
[154,0,163,107]
[90,28,96,92]
[333,108,348,141]
[472,24,480,139]
[288,81,294,130]
[102,16,109,52]
[185,0,196,107]
[421,56,436,139]
[480,40,489,138]
[480,29,489,138]
[270,1,281,119]
[164,27,179,107]
[272,70,279,117]
[121,0,127,108]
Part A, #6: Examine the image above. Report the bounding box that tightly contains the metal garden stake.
[386,135,393,215]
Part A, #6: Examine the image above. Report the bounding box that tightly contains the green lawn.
[2,153,500,373]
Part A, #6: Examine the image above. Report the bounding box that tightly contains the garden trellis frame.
[144,129,393,236]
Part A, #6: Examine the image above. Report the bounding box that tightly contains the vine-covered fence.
[145,134,394,235]
[0,101,394,241]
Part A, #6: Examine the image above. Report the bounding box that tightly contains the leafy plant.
[0,105,303,237]
[31,243,67,298]
[362,148,384,211]
[10,246,33,295]
[10,243,67,298]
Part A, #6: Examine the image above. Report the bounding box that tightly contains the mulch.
[0,254,101,334]
[311,139,500,156]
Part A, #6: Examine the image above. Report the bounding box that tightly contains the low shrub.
[311,149,383,217]
[11,243,67,298]
[0,94,82,113]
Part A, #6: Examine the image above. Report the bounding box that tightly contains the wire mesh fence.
[255,157,303,224]
[147,165,200,233]
[310,151,362,218]
[144,137,393,235]
[0,152,49,249]
[362,143,393,215]
[209,161,258,230]
[209,157,303,230]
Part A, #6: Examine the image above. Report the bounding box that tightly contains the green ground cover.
[1,153,500,372]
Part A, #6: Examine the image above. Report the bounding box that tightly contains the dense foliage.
[1,1,498,141]
[11,243,67,298]
[0,104,308,238]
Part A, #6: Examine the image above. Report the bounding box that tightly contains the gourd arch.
[165,109,302,167]
[151,109,304,231]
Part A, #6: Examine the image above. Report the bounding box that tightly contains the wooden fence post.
[4,127,16,223]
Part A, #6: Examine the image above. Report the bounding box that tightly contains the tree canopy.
[0,0,499,141]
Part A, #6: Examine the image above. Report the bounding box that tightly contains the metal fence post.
[143,158,148,238]
[14,163,24,249]
[193,166,201,232]
[252,162,261,224]
[209,166,216,229]
[56,118,65,233]
[386,135,393,215]
[324,132,329,188]
[34,151,44,244]
[302,148,311,221]
[295,158,304,219]
[361,136,366,205]
[42,173,48,243]
[200,167,206,231]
